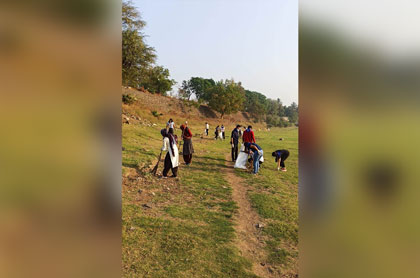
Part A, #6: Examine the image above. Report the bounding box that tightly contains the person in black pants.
[272,149,290,171]
[230,125,241,161]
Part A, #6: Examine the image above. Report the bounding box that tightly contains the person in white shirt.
[166,118,175,133]
[221,125,225,140]
[161,128,179,178]
[205,122,209,136]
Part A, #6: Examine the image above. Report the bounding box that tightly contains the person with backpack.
[180,122,194,165]
[272,149,290,172]
[230,125,241,161]
[244,142,263,175]
[161,128,179,178]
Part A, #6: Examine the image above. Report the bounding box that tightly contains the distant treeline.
[122,1,297,126]
[179,77,298,126]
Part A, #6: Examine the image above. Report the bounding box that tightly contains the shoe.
[281,168,287,172]
[160,176,168,179]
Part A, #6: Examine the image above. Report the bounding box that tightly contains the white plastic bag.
[234,144,248,169]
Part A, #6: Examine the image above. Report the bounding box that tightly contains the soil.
[223,154,277,278]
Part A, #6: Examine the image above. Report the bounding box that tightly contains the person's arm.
[251,131,256,143]
[277,158,281,169]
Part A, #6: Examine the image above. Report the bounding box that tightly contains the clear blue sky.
[133,0,298,105]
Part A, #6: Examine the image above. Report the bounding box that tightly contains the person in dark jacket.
[180,122,194,165]
[272,149,290,172]
[230,125,241,161]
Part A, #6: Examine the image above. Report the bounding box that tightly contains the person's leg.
[183,154,188,164]
[280,151,289,168]
[171,166,178,177]
[234,143,238,160]
[253,152,259,174]
[163,153,171,177]
[231,146,235,161]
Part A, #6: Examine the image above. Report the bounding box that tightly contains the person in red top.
[242,125,256,151]
[180,121,194,165]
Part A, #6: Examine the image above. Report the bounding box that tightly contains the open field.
[122,100,298,277]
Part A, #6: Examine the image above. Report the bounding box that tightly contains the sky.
[132,0,298,105]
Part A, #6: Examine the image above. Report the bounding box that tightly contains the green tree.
[142,66,176,95]
[122,1,175,94]
[285,102,298,124]
[207,79,245,118]
[122,1,156,87]
[244,90,268,122]
[179,77,216,102]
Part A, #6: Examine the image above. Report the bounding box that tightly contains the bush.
[122,94,136,105]
[151,110,159,117]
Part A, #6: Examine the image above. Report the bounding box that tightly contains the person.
[231,125,241,161]
[180,122,194,165]
[221,125,225,140]
[245,142,263,175]
[243,125,256,151]
[166,118,175,133]
[272,149,290,171]
[205,122,209,136]
[215,125,220,140]
[161,128,179,178]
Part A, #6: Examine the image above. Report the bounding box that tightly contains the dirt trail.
[223,154,276,278]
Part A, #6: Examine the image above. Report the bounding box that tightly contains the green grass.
[122,118,298,277]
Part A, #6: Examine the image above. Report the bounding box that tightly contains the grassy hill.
[122,88,298,278]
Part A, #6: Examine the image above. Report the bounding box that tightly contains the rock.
[137,189,142,194]
[130,226,135,231]
[151,192,156,196]
[260,262,266,266]
[268,267,274,273]
[255,223,265,228]
[279,138,283,141]
[142,203,152,209]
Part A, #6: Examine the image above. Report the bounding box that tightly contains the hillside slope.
[122,87,266,131]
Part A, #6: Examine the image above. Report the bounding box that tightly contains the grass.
[122,115,298,277]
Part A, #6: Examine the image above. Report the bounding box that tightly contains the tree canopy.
[206,79,245,118]
[122,1,175,95]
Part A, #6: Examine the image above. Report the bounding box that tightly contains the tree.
[244,90,268,122]
[122,1,156,87]
[122,1,175,94]
[285,102,298,124]
[179,77,216,102]
[207,79,245,118]
[142,66,176,95]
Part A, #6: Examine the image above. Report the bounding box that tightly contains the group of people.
[231,125,289,175]
[160,119,194,178]
[159,119,289,178]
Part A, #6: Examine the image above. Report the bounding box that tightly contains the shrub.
[151,111,159,117]
[122,94,136,104]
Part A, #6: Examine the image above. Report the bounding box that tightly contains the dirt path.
[223,154,276,278]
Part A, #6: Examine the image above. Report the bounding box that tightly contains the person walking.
[161,128,179,178]
[180,122,194,165]
[215,125,220,140]
[245,142,263,175]
[231,125,241,161]
[221,125,225,140]
[166,118,175,133]
[205,122,209,136]
[272,149,290,171]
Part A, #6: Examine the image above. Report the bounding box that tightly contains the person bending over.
[245,142,263,175]
[272,149,289,172]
